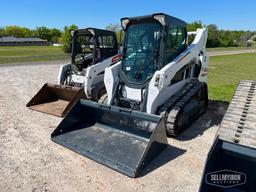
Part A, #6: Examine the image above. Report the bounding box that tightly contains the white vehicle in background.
[27,28,121,117]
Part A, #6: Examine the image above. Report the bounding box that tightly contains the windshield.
[122,22,162,84]
[74,34,94,56]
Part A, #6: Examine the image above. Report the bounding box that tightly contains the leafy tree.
[60,24,78,53]
[0,22,255,50]
[0,27,4,36]
[105,24,124,45]
[207,24,220,47]
[187,21,204,44]
[218,30,234,47]
[1,25,61,43]
[50,28,62,43]
[187,21,203,31]
[35,26,52,41]
[116,30,124,45]
[23,28,33,38]
[4,26,30,38]
[105,24,121,32]
[238,32,253,46]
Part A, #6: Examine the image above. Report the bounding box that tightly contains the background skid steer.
[52,13,209,177]
[27,28,120,117]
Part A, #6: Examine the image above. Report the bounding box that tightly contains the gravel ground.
[0,63,228,192]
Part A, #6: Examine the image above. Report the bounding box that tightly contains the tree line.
[0,22,255,51]
[0,26,62,43]
[187,21,255,47]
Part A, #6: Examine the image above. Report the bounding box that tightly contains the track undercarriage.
[158,80,208,136]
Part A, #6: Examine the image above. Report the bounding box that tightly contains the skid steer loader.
[51,13,208,177]
[200,80,256,192]
[27,28,121,117]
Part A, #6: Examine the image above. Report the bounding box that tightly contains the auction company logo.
[205,169,246,188]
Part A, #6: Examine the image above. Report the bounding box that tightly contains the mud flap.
[27,83,86,117]
[51,99,167,177]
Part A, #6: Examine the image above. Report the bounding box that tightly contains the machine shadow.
[175,100,229,141]
[140,144,186,177]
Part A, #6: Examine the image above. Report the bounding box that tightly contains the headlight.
[70,30,75,36]
[122,87,127,98]
[121,18,130,30]
[153,14,165,26]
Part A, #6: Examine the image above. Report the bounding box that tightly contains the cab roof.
[121,13,187,30]
[74,28,116,37]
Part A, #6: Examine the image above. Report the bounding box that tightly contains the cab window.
[98,35,115,48]
[164,26,186,65]
[75,35,92,54]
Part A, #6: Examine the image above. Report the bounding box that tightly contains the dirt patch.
[0,63,228,192]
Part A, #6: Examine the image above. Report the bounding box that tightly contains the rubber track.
[158,79,205,136]
[217,80,256,148]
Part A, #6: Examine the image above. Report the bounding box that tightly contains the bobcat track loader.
[51,13,208,177]
[27,28,121,117]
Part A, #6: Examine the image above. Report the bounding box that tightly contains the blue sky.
[1,0,255,31]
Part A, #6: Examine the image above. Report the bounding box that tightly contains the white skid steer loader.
[27,28,121,117]
[51,13,208,177]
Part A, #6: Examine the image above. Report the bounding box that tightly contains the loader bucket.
[27,83,86,117]
[199,138,256,191]
[51,99,167,177]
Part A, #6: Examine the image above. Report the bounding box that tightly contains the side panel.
[104,61,121,105]
[196,28,208,83]
[146,28,208,114]
[84,54,120,98]
[147,74,187,114]
[198,53,208,83]
[57,63,71,84]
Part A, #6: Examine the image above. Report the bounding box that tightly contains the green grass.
[0,46,69,64]
[208,53,256,101]
[207,46,256,52]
